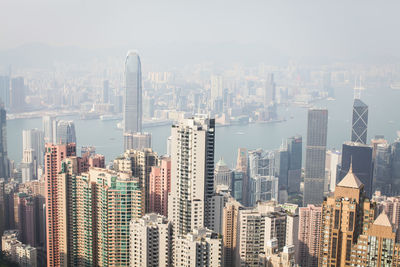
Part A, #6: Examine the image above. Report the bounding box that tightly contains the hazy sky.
[1,0,400,64]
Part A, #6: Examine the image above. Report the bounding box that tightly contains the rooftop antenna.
[354,76,364,100]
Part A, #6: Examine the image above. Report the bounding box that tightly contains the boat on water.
[100,114,122,121]
[390,82,400,90]
[80,113,99,120]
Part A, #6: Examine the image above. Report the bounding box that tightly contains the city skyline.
[1,1,400,266]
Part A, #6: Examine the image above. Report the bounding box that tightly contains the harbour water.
[7,85,400,168]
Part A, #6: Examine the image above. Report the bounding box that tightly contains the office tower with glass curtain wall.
[124,51,142,134]
[351,98,368,144]
[303,109,328,206]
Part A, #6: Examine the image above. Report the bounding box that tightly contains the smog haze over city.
[1,0,400,67]
[1,1,400,267]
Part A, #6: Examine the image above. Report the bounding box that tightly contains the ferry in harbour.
[390,82,400,90]
[100,114,122,121]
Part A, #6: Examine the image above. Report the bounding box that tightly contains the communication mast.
[353,76,365,99]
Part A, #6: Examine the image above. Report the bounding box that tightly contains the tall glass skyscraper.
[56,120,76,144]
[287,135,302,194]
[0,76,10,108]
[338,142,373,198]
[351,99,368,144]
[124,51,142,134]
[0,104,8,179]
[303,109,328,206]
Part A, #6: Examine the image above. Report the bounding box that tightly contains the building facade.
[2,230,37,267]
[148,156,171,217]
[319,165,375,266]
[0,105,8,179]
[174,228,222,267]
[168,116,215,236]
[338,142,373,198]
[351,98,368,144]
[214,158,233,189]
[114,148,158,213]
[45,143,76,267]
[124,131,151,151]
[124,51,142,133]
[71,167,142,266]
[303,108,328,206]
[298,205,322,267]
[287,135,302,194]
[129,213,172,267]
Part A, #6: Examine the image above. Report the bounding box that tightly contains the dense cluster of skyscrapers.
[1,51,400,267]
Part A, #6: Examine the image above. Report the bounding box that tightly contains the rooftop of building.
[336,162,363,189]
[131,213,170,226]
[373,212,392,228]
[187,228,219,242]
[354,98,368,107]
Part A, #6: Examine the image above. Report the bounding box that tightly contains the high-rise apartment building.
[55,120,76,144]
[236,201,285,267]
[298,205,322,267]
[374,195,400,240]
[72,168,142,266]
[338,142,373,198]
[45,143,76,267]
[348,212,400,266]
[174,228,222,267]
[50,155,141,266]
[222,197,243,267]
[13,192,37,247]
[319,165,375,267]
[1,230,37,267]
[0,105,8,179]
[351,98,368,144]
[303,108,328,206]
[114,148,158,213]
[264,211,288,250]
[18,179,46,248]
[124,51,142,133]
[259,241,296,267]
[168,116,215,236]
[287,135,302,194]
[148,156,171,217]
[285,212,299,260]
[129,213,172,267]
